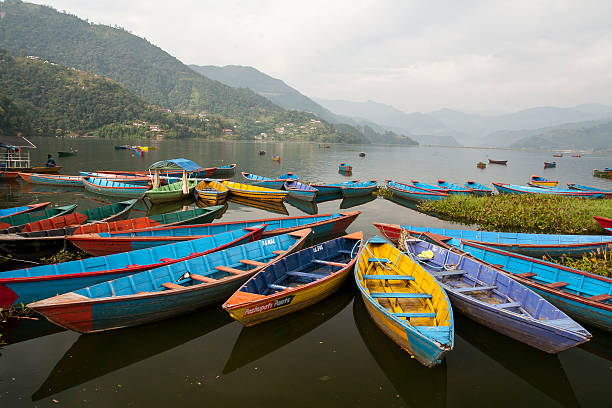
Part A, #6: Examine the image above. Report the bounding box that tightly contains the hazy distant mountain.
[315,98,462,146]
[509,121,612,151]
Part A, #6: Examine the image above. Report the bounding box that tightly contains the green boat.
[144,180,199,204]
[58,151,77,157]
[0,204,77,232]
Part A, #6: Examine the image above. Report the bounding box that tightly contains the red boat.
[488,159,508,165]
[0,171,19,180]
[594,216,612,231]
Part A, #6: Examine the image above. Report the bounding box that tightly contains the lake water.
[1,138,611,407]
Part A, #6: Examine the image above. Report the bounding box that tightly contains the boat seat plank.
[517,272,537,278]
[337,249,352,254]
[495,301,522,309]
[190,273,216,283]
[370,292,432,299]
[286,271,327,279]
[369,258,390,263]
[162,282,185,290]
[587,294,612,302]
[272,250,285,255]
[393,312,437,318]
[455,285,497,293]
[268,284,288,291]
[546,281,569,289]
[362,274,414,281]
[215,265,245,275]
[312,259,349,267]
[435,270,466,277]
[239,259,266,266]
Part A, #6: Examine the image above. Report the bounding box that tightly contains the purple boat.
[401,237,591,353]
[283,180,318,202]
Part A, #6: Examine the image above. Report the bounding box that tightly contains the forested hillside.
[0,92,30,137]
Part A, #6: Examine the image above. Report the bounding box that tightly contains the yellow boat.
[354,236,453,367]
[223,232,363,326]
[132,145,150,152]
[194,179,229,205]
[227,196,288,215]
[221,180,288,202]
[528,175,559,187]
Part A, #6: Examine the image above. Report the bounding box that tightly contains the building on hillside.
[222,128,234,135]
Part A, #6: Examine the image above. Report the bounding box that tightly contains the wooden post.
[153,169,161,189]
[182,170,188,195]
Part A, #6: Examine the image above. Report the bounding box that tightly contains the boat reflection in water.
[286,196,318,215]
[454,313,580,407]
[227,195,289,216]
[32,307,232,401]
[314,192,343,204]
[384,195,421,211]
[223,285,354,374]
[353,296,447,408]
[146,197,195,216]
[0,317,65,346]
[195,200,229,219]
[340,194,376,210]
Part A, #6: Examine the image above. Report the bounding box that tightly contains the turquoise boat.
[0,204,77,232]
[493,183,603,198]
[0,202,50,219]
[83,176,150,197]
[465,181,492,196]
[242,172,298,189]
[19,173,84,187]
[28,229,311,333]
[284,180,318,202]
[386,180,448,202]
[567,183,612,198]
[436,179,471,196]
[310,180,362,195]
[340,180,377,198]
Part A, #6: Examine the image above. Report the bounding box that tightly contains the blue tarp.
[148,158,202,172]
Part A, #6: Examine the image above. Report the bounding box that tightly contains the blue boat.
[338,163,352,173]
[19,173,84,187]
[402,238,591,353]
[385,180,448,202]
[340,180,377,198]
[310,180,363,195]
[411,180,447,193]
[465,180,492,196]
[567,183,612,198]
[284,180,318,202]
[242,172,298,189]
[0,202,50,219]
[355,236,454,367]
[80,172,151,186]
[82,176,150,197]
[455,241,612,332]
[0,204,77,232]
[0,226,266,308]
[28,229,311,333]
[374,223,612,258]
[436,179,471,196]
[493,183,603,198]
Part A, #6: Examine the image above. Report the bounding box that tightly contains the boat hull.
[341,186,377,198]
[387,181,448,202]
[83,177,149,197]
[18,173,83,187]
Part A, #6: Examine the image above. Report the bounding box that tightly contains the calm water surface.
[1,138,611,407]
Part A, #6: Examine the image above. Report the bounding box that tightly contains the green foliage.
[543,249,612,278]
[39,248,87,264]
[0,91,31,136]
[418,194,612,234]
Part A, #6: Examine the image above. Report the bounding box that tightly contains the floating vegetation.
[373,186,393,199]
[40,248,88,264]
[418,194,612,234]
[544,248,612,278]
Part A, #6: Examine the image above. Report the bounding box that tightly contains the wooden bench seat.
[286,271,327,280]
[190,273,216,283]
[162,282,185,290]
[370,292,432,299]
[362,274,414,281]
[268,284,288,291]
[435,270,465,277]
[215,265,245,275]
[546,281,569,289]
[239,259,266,266]
[517,272,537,278]
[272,250,285,255]
[495,301,522,309]
[313,260,348,267]
[587,294,612,302]
[455,285,497,293]
[393,312,437,318]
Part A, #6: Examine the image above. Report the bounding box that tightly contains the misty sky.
[31,1,612,114]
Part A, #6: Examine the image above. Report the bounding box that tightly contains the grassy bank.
[418,194,612,234]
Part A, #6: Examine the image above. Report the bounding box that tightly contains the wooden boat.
[20,199,137,233]
[0,171,19,180]
[223,232,363,326]
[340,180,377,198]
[476,162,486,169]
[310,180,362,195]
[488,159,507,165]
[0,204,77,232]
[593,168,612,179]
[373,223,612,258]
[259,150,266,155]
[465,181,492,196]
[80,172,151,186]
[338,163,352,173]
[18,166,63,174]
[567,184,612,198]
[594,216,612,230]
[57,151,77,157]
[242,172,298,189]
[544,161,556,169]
[411,180,447,193]
[436,179,471,196]
[385,180,448,202]
[401,237,591,352]
[0,202,50,219]
[493,183,603,198]
[284,180,318,202]
[529,175,559,187]
[28,229,311,332]
[83,176,150,197]
[228,195,289,215]
[359,152,366,157]
[69,211,360,256]
[193,179,229,204]
[18,172,83,187]
[571,154,581,158]
[286,196,318,215]
[553,153,563,157]
[222,180,288,202]
[455,241,612,332]
[208,163,236,178]
[354,236,454,367]
[144,180,198,204]
[0,226,266,308]
[114,145,128,150]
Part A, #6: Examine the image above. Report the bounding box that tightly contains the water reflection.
[315,192,343,204]
[223,285,354,374]
[339,194,377,209]
[146,197,195,215]
[226,196,289,215]
[454,313,580,407]
[286,196,318,215]
[353,296,448,408]
[384,195,421,211]
[32,307,232,401]
[578,325,612,362]
[0,317,65,346]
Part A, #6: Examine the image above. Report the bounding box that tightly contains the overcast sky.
[33,0,612,113]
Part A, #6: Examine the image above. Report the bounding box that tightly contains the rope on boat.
[0,254,41,265]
